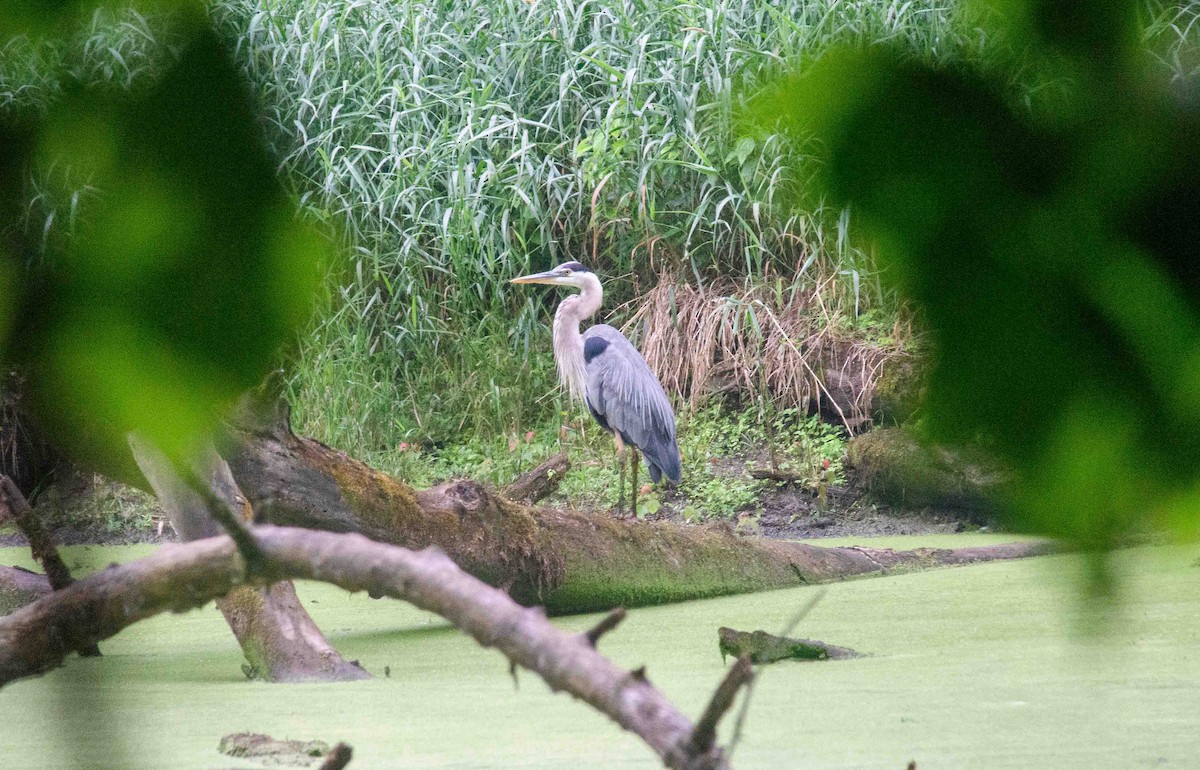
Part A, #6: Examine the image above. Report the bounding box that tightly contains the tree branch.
[689,655,754,757]
[0,475,100,656]
[127,435,268,575]
[127,434,368,682]
[504,452,570,504]
[0,527,736,769]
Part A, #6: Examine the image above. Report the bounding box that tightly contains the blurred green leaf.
[6,26,327,465]
[762,0,1200,545]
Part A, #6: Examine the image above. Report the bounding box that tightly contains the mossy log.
[222,389,1049,616]
[718,627,862,663]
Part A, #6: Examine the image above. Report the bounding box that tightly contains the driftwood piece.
[218,732,332,766]
[0,527,745,770]
[221,386,1053,615]
[0,564,51,615]
[718,627,862,664]
[129,436,368,682]
[504,452,570,504]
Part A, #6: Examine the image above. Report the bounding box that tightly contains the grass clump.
[4,0,1197,465]
[207,0,975,452]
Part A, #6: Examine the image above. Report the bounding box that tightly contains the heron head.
[510,261,593,288]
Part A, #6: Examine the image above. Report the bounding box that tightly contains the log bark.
[223,389,1051,616]
[0,527,745,770]
[129,436,368,682]
[503,452,570,504]
[0,565,51,615]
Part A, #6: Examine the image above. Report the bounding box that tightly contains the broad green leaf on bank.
[6,27,327,464]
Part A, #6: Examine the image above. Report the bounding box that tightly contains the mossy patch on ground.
[2,536,1199,768]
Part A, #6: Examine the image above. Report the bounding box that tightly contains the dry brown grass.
[624,275,913,432]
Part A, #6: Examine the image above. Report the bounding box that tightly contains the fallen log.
[222,384,1053,616]
[0,527,748,770]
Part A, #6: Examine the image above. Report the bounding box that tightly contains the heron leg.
[631,450,640,518]
[614,433,626,515]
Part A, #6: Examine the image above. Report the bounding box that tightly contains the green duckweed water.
[1,535,1198,769]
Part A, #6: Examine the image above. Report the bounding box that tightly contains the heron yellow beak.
[510,270,562,285]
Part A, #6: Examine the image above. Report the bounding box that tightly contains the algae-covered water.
[2,535,1198,769]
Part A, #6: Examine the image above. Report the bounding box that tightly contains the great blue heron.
[511,260,682,513]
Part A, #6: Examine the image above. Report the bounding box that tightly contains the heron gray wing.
[582,324,682,483]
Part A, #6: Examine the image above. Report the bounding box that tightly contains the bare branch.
[0,527,733,769]
[688,655,754,757]
[0,475,100,657]
[583,606,626,647]
[317,743,353,770]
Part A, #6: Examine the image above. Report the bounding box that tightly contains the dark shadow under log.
[224,388,1052,616]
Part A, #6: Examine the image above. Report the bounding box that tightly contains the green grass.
[2,538,1199,768]
[211,0,940,449]
[4,1,1198,456]
[352,401,846,520]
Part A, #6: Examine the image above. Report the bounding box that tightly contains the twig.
[318,743,353,770]
[583,607,626,647]
[688,655,754,757]
[780,589,828,638]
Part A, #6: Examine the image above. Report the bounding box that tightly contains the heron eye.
[561,268,573,275]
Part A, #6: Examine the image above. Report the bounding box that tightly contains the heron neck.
[552,275,602,402]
